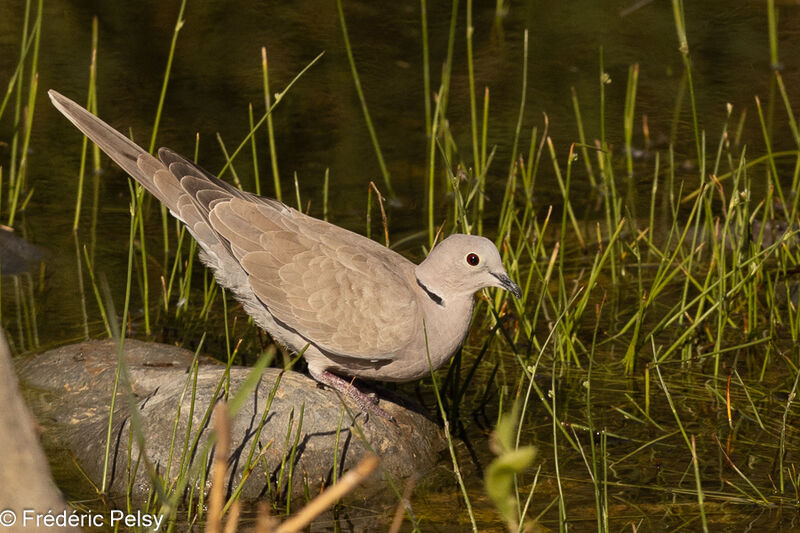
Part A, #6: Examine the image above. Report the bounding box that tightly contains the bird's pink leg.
[310,368,395,422]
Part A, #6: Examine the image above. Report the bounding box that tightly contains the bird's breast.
[418,295,476,371]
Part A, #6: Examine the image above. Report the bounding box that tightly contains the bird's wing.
[213,197,419,360]
[158,150,419,360]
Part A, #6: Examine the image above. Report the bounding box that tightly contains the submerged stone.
[0,227,44,276]
[20,339,444,503]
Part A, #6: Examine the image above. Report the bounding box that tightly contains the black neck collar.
[416,277,444,306]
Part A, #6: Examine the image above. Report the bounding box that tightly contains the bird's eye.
[466,253,480,266]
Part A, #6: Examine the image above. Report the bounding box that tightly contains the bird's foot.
[314,370,396,423]
[365,392,380,406]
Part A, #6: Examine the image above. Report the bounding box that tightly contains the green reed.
[71,16,98,231]
[336,0,393,197]
[261,47,281,200]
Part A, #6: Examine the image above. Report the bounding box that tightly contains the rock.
[0,226,44,276]
[19,339,444,503]
[0,327,80,532]
[750,219,797,249]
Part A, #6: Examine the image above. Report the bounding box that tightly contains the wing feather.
[149,148,420,360]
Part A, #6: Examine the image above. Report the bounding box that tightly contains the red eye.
[466,253,480,266]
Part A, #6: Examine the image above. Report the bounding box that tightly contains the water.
[3,0,800,529]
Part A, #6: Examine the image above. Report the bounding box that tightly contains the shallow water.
[3,0,800,530]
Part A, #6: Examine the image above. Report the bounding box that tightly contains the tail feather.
[47,90,174,209]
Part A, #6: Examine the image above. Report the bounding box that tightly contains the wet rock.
[19,339,444,503]
[0,328,80,532]
[0,227,44,276]
[750,219,796,249]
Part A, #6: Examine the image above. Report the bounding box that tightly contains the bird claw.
[365,392,380,405]
[358,401,395,424]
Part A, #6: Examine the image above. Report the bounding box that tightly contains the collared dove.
[49,90,521,419]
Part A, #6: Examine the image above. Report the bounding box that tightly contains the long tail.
[48,89,268,288]
[48,90,175,209]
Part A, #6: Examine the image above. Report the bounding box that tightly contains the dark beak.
[491,272,522,298]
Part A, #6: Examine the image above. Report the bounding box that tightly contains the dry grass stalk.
[207,402,232,533]
[274,454,379,533]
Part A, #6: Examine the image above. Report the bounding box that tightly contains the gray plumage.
[49,90,521,417]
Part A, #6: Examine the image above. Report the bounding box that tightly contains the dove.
[48,90,521,419]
